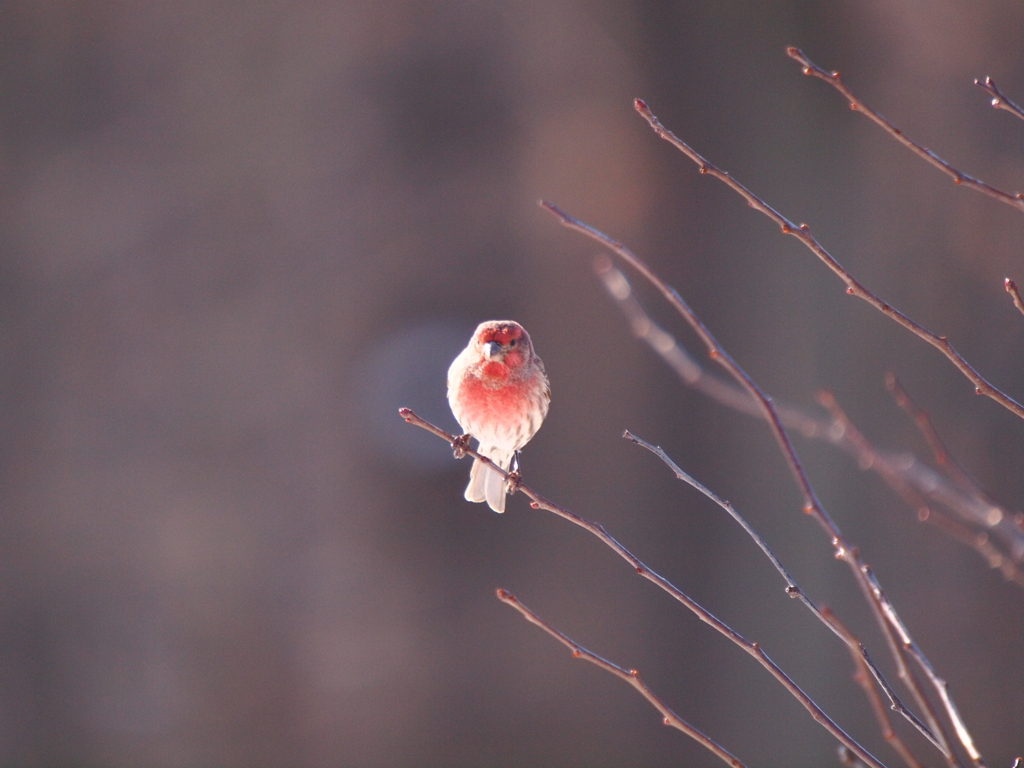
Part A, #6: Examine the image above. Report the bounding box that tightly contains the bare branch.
[824,608,925,768]
[975,77,1024,124]
[1005,278,1024,318]
[860,564,981,768]
[495,589,747,768]
[542,201,833,536]
[598,253,1024,592]
[595,255,1024,567]
[629,97,1024,424]
[815,390,1024,755]
[624,430,945,760]
[399,407,891,768]
[917,505,1024,590]
[881,374,1024,572]
[599,254,1024,585]
[786,48,1024,212]
[540,203,979,767]
[593,254,822,436]
[885,374,982,496]
[816,390,1024,589]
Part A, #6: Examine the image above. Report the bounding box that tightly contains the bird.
[447,320,550,513]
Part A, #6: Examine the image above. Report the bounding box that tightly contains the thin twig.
[542,201,833,538]
[593,254,822,436]
[816,390,1024,589]
[824,608,924,768]
[885,374,983,496]
[594,255,1024,578]
[974,77,1024,124]
[918,504,1024,589]
[399,407,891,768]
[858,563,980,768]
[624,430,945,760]
[630,96,1024,424]
[815,389,929,505]
[1005,279,1024,319]
[495,589,747,768]
[541,202,978,768]
[881,375,1024,569]
[786,48,1024,212]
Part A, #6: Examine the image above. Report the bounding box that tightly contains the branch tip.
[975,75,1024,122]
[1005,277,1024,318]
[795,50,1024,215]
[497,589,749,767]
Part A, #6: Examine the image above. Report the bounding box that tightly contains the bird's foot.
[451,434,471,459]
[504,470,522,497]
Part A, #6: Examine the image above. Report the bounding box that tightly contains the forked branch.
[825,608,925,768]
[398,407,889,768]
[629,97,1024,424]
[540,202,980,767]
[787,48,1024,212]
[496,589,746,768]
[975,77,1024,124]
[817,389,1024,588]
[624,430,944,758]
[885,374,983,496]
[594,257,1024,583]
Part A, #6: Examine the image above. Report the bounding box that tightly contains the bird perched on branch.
[447,320,550,513]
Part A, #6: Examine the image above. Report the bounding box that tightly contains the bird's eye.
[508,338,517,347]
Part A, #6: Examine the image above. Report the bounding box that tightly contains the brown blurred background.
[0,2,1022,766]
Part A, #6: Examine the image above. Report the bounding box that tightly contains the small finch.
[447,320,550,513]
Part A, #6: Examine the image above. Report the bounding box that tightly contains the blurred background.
[1,2,1022,766]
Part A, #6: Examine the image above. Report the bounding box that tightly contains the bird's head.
[474,321,532,373]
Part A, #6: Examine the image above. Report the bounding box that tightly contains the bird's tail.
[465,446,514,513]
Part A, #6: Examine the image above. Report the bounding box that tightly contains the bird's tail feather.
[465,447,513,513]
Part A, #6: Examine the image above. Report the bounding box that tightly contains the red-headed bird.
[447,321,550,513]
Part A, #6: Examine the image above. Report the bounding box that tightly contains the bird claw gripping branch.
[451,433,471,460]
[504,470,522,497]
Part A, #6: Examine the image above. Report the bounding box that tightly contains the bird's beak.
[482,341,502,360]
